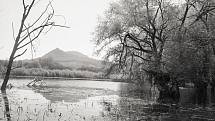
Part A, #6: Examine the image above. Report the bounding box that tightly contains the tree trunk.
[1,46,16,90]
[1,90,11,121]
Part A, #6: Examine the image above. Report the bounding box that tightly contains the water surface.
[0,78,214,121]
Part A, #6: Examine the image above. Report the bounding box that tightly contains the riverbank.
[2,75,126,82]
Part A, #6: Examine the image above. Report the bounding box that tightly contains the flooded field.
[0,78,215,121]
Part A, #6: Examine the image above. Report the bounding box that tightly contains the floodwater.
[0,78,214,121]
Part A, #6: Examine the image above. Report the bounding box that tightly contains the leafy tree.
[94,0,215,102]
[94,0,179,83]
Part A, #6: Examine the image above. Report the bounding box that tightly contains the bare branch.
[11,66,22,70]
[122,41,152,54]
[22,1,51,32]
[125,33,153,53]
[24,24,34,59]
[18,24,47,50]
[179,0,190,30]
[12,22,16,41]
[24,0,35,19]
[52,24,70,28]
[18,23,69,50]
[22,0,26,9]
[18,23,53,46]
[152,7,160,24]
[136,24,163,42]
[13,49,27,59]
[132,53,152,62]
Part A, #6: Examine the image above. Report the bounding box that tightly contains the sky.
[0,0,113,60]
[0,0,184,60]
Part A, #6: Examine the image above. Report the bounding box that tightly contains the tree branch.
[18,23,69,50]
[11,66,22,70]
[13,49,27,59]
[12,22,16,41]
[125,33,153,53]
[179,0,190,30]
[24,0,35,19]
[22,1,51,32]
[132,53,152,62]
[18,23,53,47]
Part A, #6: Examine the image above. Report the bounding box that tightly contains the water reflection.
[0,88,120,120]
[1,90,11,121]
[0,79,215,121]
[37,87,116,103]
[180,87,215,107]
[114,83,215,121]
[119,82,158,101]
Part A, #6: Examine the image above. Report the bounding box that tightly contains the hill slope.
[41,48,103,69]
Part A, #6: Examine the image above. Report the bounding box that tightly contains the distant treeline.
[0,58,105,78]
[10,68,104,78]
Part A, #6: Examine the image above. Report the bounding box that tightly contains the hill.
[0,49,107,79]
[41,48,103,69]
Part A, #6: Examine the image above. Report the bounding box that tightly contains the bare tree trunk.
[2,58,14,90]
[1,90,11,121]
[1,44,17,90]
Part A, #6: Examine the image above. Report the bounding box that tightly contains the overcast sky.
[0,0,114,60]
[0,0,184,60]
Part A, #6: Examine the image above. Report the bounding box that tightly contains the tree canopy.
[94,0,215,87]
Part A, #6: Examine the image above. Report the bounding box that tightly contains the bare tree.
[1,0,69,90]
